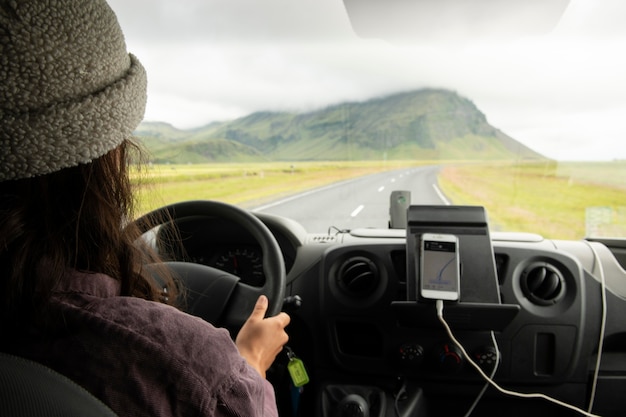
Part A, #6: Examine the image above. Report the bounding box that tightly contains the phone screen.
[420,236,459,299]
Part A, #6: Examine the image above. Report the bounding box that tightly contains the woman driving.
[0,0,290,415]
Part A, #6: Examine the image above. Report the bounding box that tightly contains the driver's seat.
[0,352,117,416]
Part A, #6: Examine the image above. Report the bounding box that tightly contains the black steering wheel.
[134,200,286,331]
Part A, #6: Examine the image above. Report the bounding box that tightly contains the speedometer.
[213,247,265,287]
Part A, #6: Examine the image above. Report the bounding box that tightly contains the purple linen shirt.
[12,270,279,417]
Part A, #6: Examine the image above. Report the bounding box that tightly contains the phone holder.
[389,190,411,229]
[406,205,500,303]
[400,205,520,331]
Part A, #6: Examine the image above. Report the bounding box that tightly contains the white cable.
[394,379,407,417]
[463,330,500,417]
[583,241,608,414]
[435,300,602,417]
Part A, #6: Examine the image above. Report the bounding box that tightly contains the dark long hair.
[0,139,178,331]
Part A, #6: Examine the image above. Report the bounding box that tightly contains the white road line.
[252,179,350,212]
[253,170,400,212]
[378,186,385,192]
[432,184,451,205]
[351,205,364,217]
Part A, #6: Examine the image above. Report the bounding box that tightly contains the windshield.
[108,0,626,239]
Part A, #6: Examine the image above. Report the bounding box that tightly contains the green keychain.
[286,347,309,387]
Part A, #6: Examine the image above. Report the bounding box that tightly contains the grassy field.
[133,160,429,214]
[438,161,626,239]
[133,160,626,240]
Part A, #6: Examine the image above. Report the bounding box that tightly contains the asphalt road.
[252,165,450,233]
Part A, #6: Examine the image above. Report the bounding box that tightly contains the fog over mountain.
[136,89,545,164]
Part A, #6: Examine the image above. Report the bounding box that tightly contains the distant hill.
[135,89,545,163]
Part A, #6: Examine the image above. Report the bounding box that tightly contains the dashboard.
[155,209,626,417]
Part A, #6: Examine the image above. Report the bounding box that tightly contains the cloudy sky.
[107,0,626,161]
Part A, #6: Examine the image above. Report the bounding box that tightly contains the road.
[252,165,450,233]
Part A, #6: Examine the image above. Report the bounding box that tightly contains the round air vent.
[337,256,379,298]
[520,262,565,306]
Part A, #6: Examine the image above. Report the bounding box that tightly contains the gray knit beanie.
[0,0,147,181]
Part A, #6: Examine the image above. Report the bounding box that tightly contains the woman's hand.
[235,295,290,378]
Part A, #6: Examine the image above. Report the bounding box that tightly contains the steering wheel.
[134,200,286,331]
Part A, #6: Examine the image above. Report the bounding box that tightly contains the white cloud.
[109,0,626,161]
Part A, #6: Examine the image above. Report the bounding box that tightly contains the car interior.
[2,0,625,416]
[134,196,626,417]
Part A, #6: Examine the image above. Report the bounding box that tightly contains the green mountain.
[136,89,545,163]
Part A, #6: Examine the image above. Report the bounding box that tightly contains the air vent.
[337,256,379,298]
[520,262,565,306]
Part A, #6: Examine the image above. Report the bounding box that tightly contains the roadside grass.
[133,159,626,240]
[438,161,626,239]
[133,160,430,215]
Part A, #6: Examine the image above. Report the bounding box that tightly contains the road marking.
[432,184,451,205]
[251,167,430,214]
[378,186,385,192]
[351,205,364,217]
[252,179,350,212]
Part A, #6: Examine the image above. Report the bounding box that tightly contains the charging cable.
[435,300,602,417]
[583,240,608,414]
[463,330,499,417]
[393,378,407,417]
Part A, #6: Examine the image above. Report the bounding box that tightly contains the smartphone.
[419,233,460,301]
